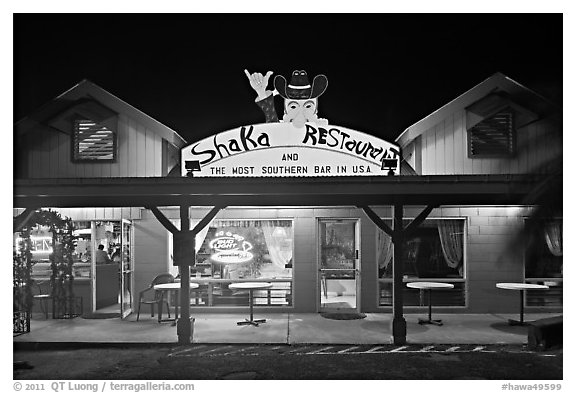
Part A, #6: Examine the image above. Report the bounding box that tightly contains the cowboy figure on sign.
[245,69,329,128]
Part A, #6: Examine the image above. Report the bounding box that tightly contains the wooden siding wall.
[18,114,169,178]
[416,109,561,175]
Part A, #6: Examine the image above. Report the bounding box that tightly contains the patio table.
[496,283,549,325]
[154,282,199,323]
[229,282,273,326]
[406,282,454,326]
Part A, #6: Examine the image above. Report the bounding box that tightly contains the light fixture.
[185,160,202,177]
[381,158,398,176]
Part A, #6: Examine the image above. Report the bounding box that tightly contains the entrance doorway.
[318,219,360,312]
[120,219,133,318]
[89,219,133,318]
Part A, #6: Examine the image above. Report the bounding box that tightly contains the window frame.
[71,119,117,163]
[376,217,468,309]
[467,109,516,158]
[523,217,563,309]
[167,217,295,309]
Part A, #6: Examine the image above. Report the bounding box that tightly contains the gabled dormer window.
[467,110,515,158]
[73,119,116,161]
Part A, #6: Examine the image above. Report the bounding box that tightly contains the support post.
[177,205,192,345]
[392,203,407,345]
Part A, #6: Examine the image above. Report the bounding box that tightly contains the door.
[90,221,97,312]
[318,219,360,312]
[120,219,133,318]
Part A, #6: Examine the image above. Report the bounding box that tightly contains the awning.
[14,174,551,208]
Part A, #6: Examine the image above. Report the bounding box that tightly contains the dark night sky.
[14,13,563,144]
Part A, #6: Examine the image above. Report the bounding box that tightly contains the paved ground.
[15,312,560,345]
[13,344,563,380]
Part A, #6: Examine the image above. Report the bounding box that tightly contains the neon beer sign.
[209,231,254,264]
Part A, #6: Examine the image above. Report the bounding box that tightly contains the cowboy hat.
[274,70,328,100]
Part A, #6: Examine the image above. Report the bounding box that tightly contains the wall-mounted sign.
[181,122,400,178]
[209,231,254,264]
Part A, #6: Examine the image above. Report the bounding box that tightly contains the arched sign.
[181,122,400,178]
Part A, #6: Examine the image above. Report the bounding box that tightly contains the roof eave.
[16,79,188,149]
[395,73,557,148]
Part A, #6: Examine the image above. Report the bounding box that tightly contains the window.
[168,219,294,307]
[377,219,466,307]
[524,218,562,307]
[13,220,96,280]
[468,110,515,157]
[198,220,293,280]
[73,119,116,161]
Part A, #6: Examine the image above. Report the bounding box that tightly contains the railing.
[185,278,293,307]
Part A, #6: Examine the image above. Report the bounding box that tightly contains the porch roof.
[14,174,546,208]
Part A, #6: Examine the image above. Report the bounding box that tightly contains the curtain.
[376,229,393,273]
[544,220,562,257]
[437,220,464,269]
[261,221,293,275]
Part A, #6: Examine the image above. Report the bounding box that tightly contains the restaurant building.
[14,73,562,337]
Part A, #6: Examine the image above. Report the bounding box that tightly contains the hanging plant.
[13,228,34,310]
[50,217,77,317]
[13,228,34,332]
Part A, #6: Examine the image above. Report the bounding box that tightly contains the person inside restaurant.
[95,244,112,264]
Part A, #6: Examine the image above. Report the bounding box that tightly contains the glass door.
[318,219,360,312]
[120,219,133,318]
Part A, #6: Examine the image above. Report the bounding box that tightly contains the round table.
[406,282,454,326]
[229,282,273,326]
[496,283,549,325]
[154,282,199,323]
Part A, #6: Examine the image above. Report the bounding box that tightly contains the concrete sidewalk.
[13,312,560,346]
